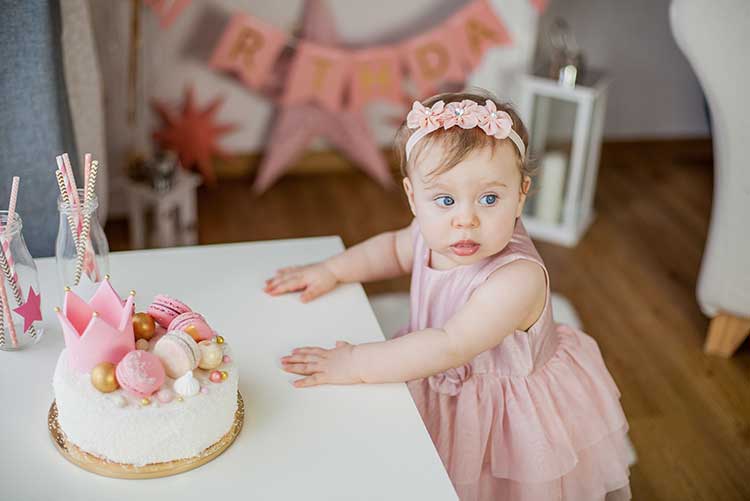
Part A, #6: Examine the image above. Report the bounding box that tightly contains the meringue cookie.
[174,371,200,398]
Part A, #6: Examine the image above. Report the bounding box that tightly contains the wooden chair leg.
[704,313,750,357]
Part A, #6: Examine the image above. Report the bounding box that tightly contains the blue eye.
[435,196,455,207]
[480,194,498,206]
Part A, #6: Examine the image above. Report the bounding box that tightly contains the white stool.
[126,170,201,249]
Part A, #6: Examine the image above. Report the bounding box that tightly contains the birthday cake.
[50,277,240,472]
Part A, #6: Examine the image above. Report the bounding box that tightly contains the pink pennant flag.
[450,0,512,70]
[210,13,289,91]
[348,47,404,110]
[282,42,350,112]
[400,22,466,98]
[530,0,549,14]
[144,0,192,30]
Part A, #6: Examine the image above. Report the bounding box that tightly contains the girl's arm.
[326,224,414,285]
[265,222,414,302]
[281,259,547,387]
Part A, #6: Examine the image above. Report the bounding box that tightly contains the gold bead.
[64,286,71,292]
[91,362,119,393]
[220,371,228,380]
[104,274,111,280]
[129,290,136,296]
[141,398,150,406]
[216,335,225,345]
[133,312,156,341]
[177,396,184,402]
[54,307,61,313]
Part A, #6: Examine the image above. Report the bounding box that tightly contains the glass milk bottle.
[55,189,109,298]
[0,211,44,351]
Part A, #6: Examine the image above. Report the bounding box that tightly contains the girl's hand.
[264,262,338,302]
[280,341,363,388]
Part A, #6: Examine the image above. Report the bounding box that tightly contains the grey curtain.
[0,0,77,257]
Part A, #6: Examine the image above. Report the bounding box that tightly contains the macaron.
[115,350,165,398]
[152,330,201,379]
[168,311,214,342]
[148,295,192,328]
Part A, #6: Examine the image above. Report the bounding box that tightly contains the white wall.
[537,0,710,139]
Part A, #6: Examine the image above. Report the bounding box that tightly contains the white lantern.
[517,71,610,247]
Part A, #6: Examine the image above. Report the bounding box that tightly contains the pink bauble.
[116,350,166,398]
[222,355,232,364]
[209,370,222,383]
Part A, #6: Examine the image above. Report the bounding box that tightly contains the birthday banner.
[210,0,512,111]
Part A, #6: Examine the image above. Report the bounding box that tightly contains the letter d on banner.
[210,13,288,90]
[401,23,465,97]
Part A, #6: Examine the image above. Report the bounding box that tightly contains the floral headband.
[405,99,526,161]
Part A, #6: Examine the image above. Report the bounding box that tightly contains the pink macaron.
[152,330,201,379]
[168,311,214,342]
[115,350,165,398]
[147,295,192,328]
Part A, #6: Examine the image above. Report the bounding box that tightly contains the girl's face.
[403,140,530,269]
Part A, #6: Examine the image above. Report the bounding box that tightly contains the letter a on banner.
[451,0,512,70]
[210,13,288,90]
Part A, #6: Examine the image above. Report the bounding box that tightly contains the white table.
[0,238,457,501]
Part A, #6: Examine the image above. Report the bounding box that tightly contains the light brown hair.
[394,90,532,182]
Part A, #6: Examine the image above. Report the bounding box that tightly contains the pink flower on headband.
[442,100,482,129]
[478,100,514,139]
[406,100,445,131]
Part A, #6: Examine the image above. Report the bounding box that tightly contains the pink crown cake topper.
[55,276,136,373]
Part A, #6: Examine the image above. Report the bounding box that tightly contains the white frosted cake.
[50,278,241,471]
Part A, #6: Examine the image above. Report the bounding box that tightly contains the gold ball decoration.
[198,340,224,370]
[91,362,119,393]
[215,335,225,345]
[141,398,151,406]
[133,312,156,341]
[184,324,202,343]
[220,371,228,381]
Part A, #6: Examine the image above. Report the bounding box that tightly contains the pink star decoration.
[13,286,42,334]
[252,0,395,194]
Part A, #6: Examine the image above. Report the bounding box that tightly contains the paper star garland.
[152,87,236,185]
[13,286,42,334]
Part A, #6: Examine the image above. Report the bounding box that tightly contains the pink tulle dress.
[398,218,634,501]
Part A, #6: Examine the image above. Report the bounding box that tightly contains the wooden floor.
[106,139,750,500]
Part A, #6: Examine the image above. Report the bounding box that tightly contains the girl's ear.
[515,176,532,218]
[402,177,417,216]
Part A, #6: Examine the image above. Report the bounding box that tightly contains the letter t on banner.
[210,13,289,91]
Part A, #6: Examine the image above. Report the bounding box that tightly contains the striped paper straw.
[84,153,92,197]
[0,249,18,347]
[1,177,19,278]
[74,161,99,285]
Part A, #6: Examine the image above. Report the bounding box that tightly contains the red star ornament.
[152,87,236,185]
[252,0,395,194]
